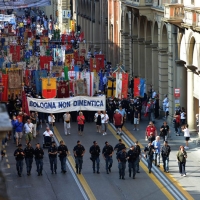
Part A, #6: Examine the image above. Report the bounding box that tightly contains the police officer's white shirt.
[43,130,53,137]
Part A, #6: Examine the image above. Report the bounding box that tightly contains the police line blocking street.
[109,123,188,200]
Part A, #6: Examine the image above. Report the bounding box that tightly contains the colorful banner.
[140,78,145,97]
[57,81,69,98]
[107,79,116,97]
[65,53,74,66]
[40,56,52,71]
[134,78,140,97]
[42,78,57,99]
[95,54,105,69]
[27,96,106,113]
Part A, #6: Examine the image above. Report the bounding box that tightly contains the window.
[191,0,194,5]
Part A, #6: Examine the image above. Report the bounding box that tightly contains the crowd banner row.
[27,96,106,113]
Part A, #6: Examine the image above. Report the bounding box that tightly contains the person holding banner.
[63,112,71,135]
[77,112,85,136]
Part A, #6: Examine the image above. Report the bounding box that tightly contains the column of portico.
[144,41,152,86]
[187,69,195,130]
[158,49,168,105]
[151,45,158,92]
[94,0,100,50]
[132,36,138,76]
[138,38,145,78]
[122,33,130,70]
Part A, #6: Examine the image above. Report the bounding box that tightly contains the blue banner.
[140,78,145,97]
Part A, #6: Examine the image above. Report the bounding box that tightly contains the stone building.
[164,0,200,130]
[120,0,187,123]
[76,0,121,67]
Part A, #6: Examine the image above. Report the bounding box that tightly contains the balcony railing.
[164,4,184,20]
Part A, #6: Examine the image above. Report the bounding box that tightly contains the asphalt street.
[2,117,200,200]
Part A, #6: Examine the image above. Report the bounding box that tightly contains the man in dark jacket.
[34,143,44,176]
[14,144,25,177]
[144,141,155,173]
[48,141,58,174]
[24,142,34,176]
[89,141,101,174]
[161,141,171,173]
[58,140,69,174]
[117,147,128,179]
[127,145,137,179]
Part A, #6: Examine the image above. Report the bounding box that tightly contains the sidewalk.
[124,116,200,199]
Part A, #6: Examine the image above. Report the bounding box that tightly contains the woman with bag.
[94,111,102,133]
[77,112,85,136]
[177,146,187,177]
[63,112,71,135]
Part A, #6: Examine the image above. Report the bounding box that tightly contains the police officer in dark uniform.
[89,141,101,174]
[58,140,69,174]
[102,141,114,174]
[24,142,34,176]
[73,140,85,174]
[114,139,126,157]
[127,145,137,179]
[14,144,25,177]
[117,147,128,179]
[144,141,155,173]
[108,98,115,123]
[34,143,44,176]
[48,141,58,174]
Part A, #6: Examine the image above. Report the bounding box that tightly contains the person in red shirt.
[145,121,157,141]
[113,109,123,135]
[174,111,181,136]
[77,112,85,136]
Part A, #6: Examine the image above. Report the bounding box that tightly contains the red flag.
[57,81,69,98]
[40,56,52,71]
[22,91,30,116]
[2,74,8,102]
[95,54,105,69]
[79,32,84,41]
[134,78,140,97]
[10,45,21,62]
[121,73,128,98]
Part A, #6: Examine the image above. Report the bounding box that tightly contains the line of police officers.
[14,139,141,180]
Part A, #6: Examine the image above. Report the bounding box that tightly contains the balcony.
[181,8,196,29]
[162,3,184,28]
[123,0,153,7]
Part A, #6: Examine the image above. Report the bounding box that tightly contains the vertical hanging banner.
[140,78,145,97]
[42,78,57,99]
[40,56,52,71]
[9,45,20,62]
[95,54,105,69]
[107,78,116,97]
[65,53,74,66]
[121,73,128,98]
[57,81,69,98]
[134,78,140,97]
[2,74,8,102]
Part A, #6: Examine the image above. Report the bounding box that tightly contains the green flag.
[64,66,69,81]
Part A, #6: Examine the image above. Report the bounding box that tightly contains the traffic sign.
[62,10,71,19]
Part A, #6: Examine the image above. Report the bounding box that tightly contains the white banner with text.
[27,96,106,113]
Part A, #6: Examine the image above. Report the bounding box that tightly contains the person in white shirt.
[43,127,54,137]
[24,119,34,144]
[163,95,168,118]
[182,124,190,149]
[63,112,71,135]
[101,111,109,136]
[48,113,55,133]
[165,101,169,119]
[152,90,157,99]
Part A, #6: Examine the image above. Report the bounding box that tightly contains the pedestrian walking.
[152,136,161,167]
[113,109,123,135]
[77,112,85,135]
[34,143,44,176]
[117,147,128,179]
[30,112,37,138]
[182,124,190,149]
[145,121,157,141]
[161,141,171,173]
[101,110,109,136]
[14,119,23,147]
[133,107,140,131]
[102,141,114,174]
[89,141,101,174]
[114,139,126,157]
[58,140,69,173]
[48,113,55,133]
[174,110,181,136]
[127,145,137,179]
[118,105,126,129]
[73,140,85,174]
[176,146,187,177]
[135,141,141,173]
[160,121,170,141]
[23,119,34,144]
[144,141,155,173]
[24,142,34,176]
[14,144,25,177]
[63,112,71,135]
[94,111,102,133]
[48,141,58,174]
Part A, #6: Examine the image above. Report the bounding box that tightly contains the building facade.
[164,0,200,130]
[75,0,121,67]
[120,0,183,123]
